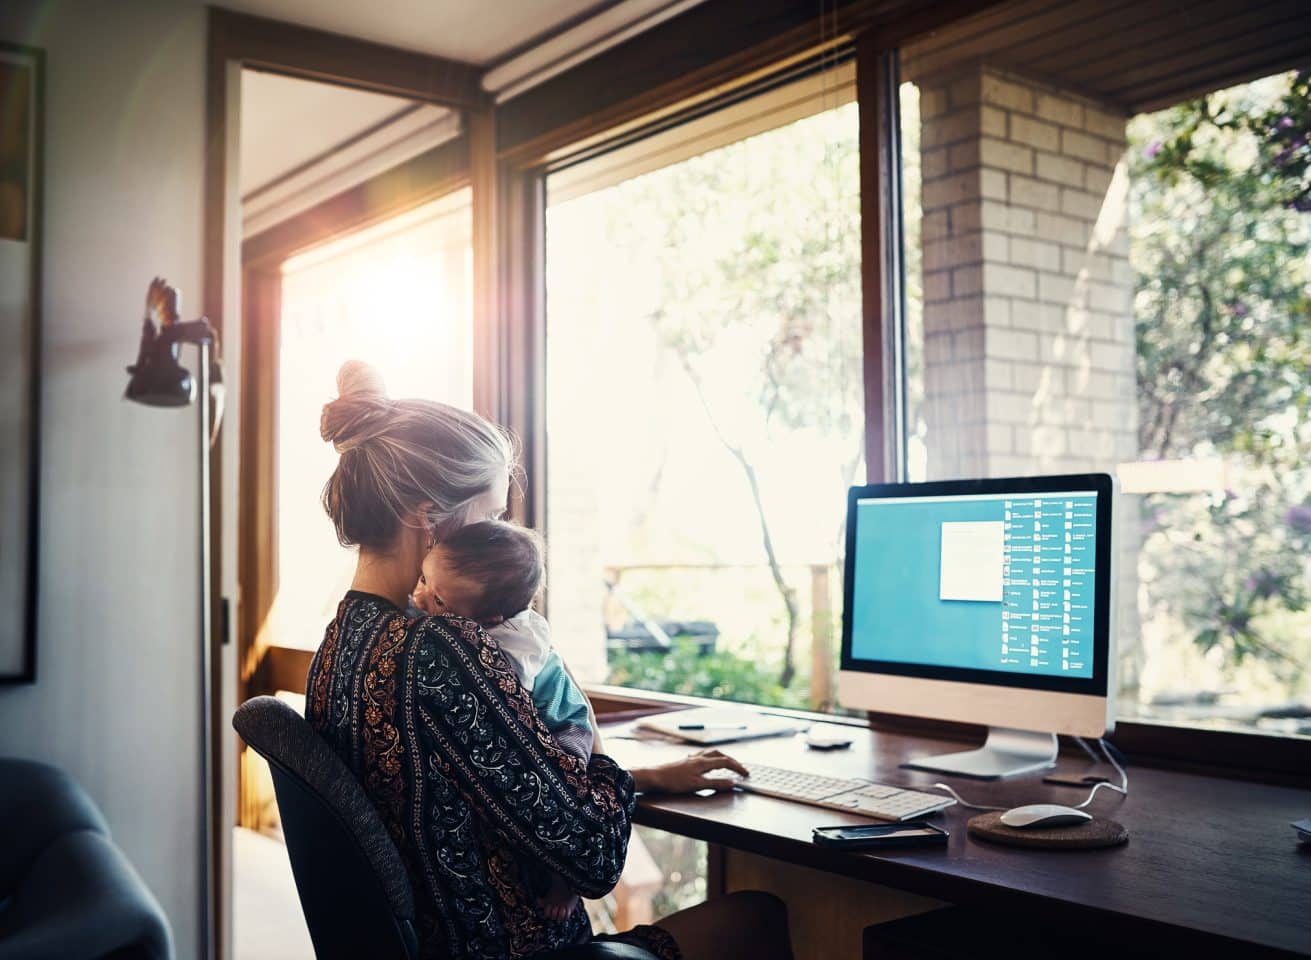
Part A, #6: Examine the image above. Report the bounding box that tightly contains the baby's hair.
[440,520,544,623]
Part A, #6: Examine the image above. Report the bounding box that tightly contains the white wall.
[0,0,208,954]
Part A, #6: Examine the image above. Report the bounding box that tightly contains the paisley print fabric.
[306,591,677,960]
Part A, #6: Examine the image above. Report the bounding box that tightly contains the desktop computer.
[837,474,1117,779]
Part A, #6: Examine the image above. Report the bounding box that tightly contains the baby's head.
[414,520,543,625]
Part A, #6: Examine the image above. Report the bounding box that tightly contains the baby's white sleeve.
[486,609,553,693]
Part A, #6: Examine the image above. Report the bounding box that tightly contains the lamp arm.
[160,317,217,347]
[161,319,225,445]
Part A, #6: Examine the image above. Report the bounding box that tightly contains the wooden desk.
[604,722,1311,958]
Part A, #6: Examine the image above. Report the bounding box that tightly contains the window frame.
[238,147,472,685]
[866,35,1311,776]
[502,14,1311,782]
[538,55,863,707]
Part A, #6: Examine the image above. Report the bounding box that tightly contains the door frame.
[204,12,485,959]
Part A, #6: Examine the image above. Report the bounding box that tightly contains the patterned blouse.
[306,591,679,960]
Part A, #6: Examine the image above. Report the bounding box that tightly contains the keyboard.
[737,763,955,821]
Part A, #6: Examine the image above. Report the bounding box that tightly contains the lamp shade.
[125,319,195,407]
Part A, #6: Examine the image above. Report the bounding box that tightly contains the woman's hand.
[630,749,750,794]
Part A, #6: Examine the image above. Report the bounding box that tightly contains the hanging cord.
[929,738,1129,813]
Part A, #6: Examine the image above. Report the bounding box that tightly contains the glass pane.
[898,8,1311,736]
[545,86,862,712]
[271,192,473,648]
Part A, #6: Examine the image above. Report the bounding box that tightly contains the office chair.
[233,697,659,960]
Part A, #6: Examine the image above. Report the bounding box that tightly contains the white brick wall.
[916,67,1137,471]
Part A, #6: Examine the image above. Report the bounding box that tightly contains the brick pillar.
[915,64,1142,691]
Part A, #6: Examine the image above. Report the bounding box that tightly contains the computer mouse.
[999,804,1093,829]
[805,728,853,750]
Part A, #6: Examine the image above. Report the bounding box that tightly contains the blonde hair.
[320,360,516,549]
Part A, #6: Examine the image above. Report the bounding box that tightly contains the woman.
[306,361,793,960]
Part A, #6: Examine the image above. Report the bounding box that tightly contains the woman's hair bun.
[336,359,387,399]
[321,360,391,451]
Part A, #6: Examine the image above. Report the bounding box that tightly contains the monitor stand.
[900,727,1058,780]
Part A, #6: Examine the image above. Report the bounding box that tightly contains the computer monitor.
[838,474,1116,779]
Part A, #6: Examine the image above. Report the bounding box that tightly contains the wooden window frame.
[493,1,1311,786]
[234,136,476,801]
[854,23,1311,784]
[207,12,486,959]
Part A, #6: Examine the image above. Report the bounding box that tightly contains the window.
[267,192,473,645]
[544,68,862,711]
[896,6,1311,737]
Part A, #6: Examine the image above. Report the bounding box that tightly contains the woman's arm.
[549,649,750,790]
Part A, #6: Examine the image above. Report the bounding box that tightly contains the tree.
[1129,71,1311,690]
[602,105,864,691]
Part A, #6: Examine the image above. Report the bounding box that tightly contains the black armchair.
[233,696,658,960]
[0,758,172,960]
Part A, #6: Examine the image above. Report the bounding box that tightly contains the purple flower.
[1140,505,1165,536]
[1246,569,1282,599]
[1277,133,1311,166]
[1279,116,1295,129]
[1230,302,1248,317]
[1144,141,1162,159]
[1286,504,1311,535]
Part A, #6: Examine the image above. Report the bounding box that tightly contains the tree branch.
[673,349,802,688]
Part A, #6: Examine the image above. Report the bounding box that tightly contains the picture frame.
[0,42,44,683]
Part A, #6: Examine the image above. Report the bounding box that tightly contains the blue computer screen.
[849,491,1098,678]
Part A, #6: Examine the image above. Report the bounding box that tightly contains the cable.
[1073,735,1100,763]
[929,738,1129,813]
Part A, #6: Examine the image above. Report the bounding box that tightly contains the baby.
[410,519,593,920]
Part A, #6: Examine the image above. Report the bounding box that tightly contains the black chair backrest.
[233,696,419,960]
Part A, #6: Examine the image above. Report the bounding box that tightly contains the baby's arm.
[531,650,595,760]
[559,655,603,757]
[490,610,595,759]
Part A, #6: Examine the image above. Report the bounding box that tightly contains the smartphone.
[812,821,949,849]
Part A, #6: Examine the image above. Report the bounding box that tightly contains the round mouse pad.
[967,811,1128,849]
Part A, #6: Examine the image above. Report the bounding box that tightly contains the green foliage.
[595,105,864,693]
[1130,71,1311,688]
[1139,490,1311,681]
[1141,69,1311,214]
[1131,74,1311,461]
[632,827,706,919]
[602,104,864,488]
[607,637,813,710]
[631,108,864,440]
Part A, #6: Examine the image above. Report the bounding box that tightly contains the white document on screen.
[939,521,1004,602]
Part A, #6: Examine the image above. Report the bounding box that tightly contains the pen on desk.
[678,723,748,730]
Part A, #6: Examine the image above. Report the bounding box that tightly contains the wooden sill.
[585,683,871,729]
[248,644,314,698]
[586,685,1311,787]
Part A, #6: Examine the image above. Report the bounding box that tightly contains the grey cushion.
[0,829,172,960]
[232,696,415,921]
[0,758,171,960]
[0,758,109,897]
